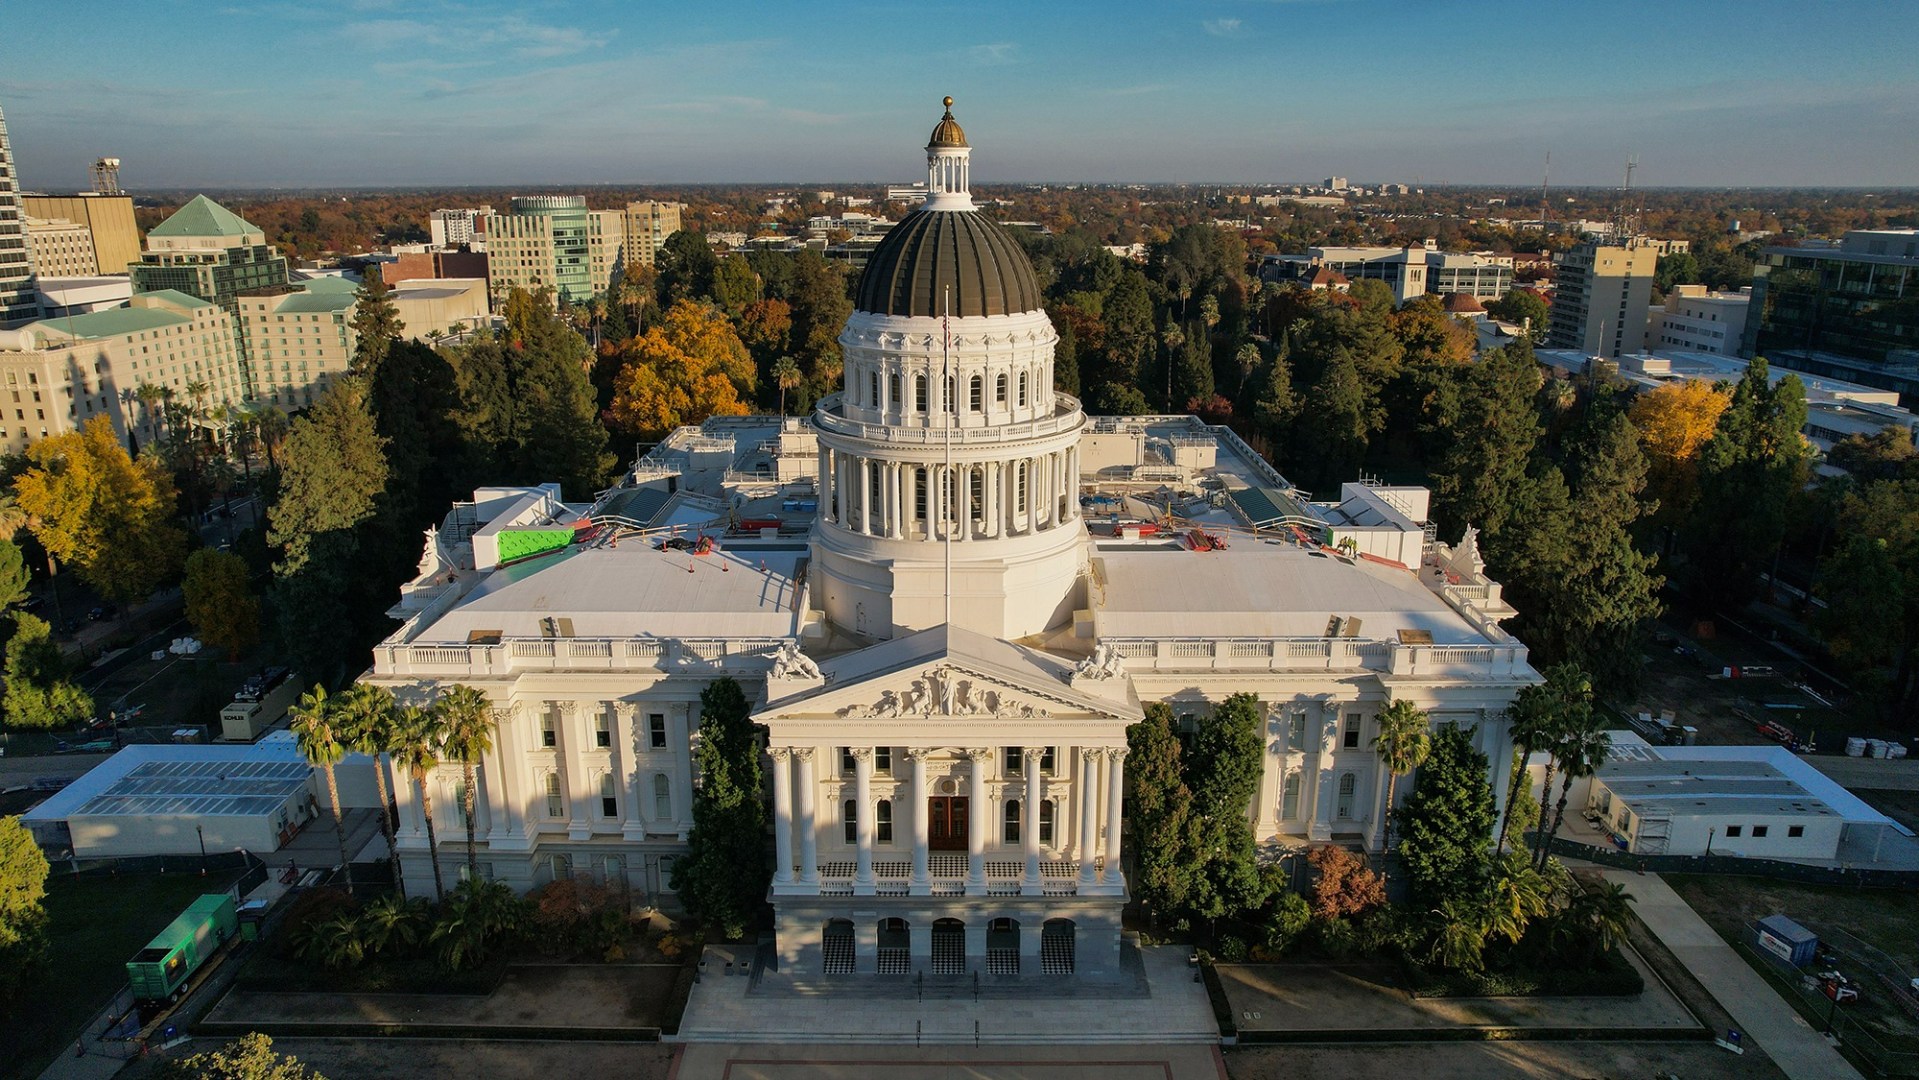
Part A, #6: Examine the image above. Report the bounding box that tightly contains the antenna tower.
[90,157,122,195]
[1540,151,1551,228]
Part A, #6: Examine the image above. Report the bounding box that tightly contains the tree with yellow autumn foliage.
[13,417,187,606]
[1628,380,1730,525]
[607,301,756,438]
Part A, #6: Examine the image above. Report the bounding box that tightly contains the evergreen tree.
[654,230,719,308]
[501,288,614,498]
[1685,358,1809,607]
[1125,703,1198,921]
[1101,270,1155,384]
[1252,351,1299,439]
[348,274,405,376]
[1050,311,1081,395]
[1394,724,1495,910]
[0,540,26,611]
[670,678,768,939]
[1184,694,1270,921]
[1291,347,1374,491]
[1173,323,1214,408]
[3,611,93,730]
[1427,342,1542,542]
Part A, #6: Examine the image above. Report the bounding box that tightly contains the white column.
[852,747,875,893]
[1038,452,1052,530]
[1310,703,1339,843]
[1079,747,1101,888]
[1021,747,1043,893]
[559,701,590,840]
[1104,747,1126,885]
[771,747,794,885]
[818,445,832,523]
[966,747,990,892]
[796,747,819,886]
[615,704,645,841]
[484,704,524,843]
[908,747,931,893]
[888,462,903,539]
[1257,708,1282,841]
[858,457,872,536]
[985,461,1000,538]
[668,702,692,841]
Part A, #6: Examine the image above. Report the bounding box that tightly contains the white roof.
[1093,544,1485,643]
[1598,744,1902,830]
[22,742,317,823]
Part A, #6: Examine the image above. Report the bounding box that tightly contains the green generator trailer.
[127,893,238,1004]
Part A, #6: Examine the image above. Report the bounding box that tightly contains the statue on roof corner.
[1074,642,1125,681]
[770,640,822,680]
[1458,524,1484,576]
[417,525,444,579]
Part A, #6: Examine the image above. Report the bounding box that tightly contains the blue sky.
[5,0,1918,189]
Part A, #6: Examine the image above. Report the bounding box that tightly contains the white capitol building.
[366,100,1540,982]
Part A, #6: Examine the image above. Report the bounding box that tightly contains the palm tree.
[1563,881,1636,966]
[771,356,802,416]
[359,893,429,958]
[1537,717,1612,869]
[1234,343,1261,397]
[256,406,290,472]
[336,682,406,899]
[290,685,355,894]
[432,684,497,882]
[0,494,26,542]
[389,704,449,900]
[1496,666,1591,856]
[1373,699,1432,851]
[1485,850,1552,945]
[1430,898,1488,972]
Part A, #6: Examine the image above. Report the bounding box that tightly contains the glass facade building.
[0,101,43,325]
[1744,231,1919,400]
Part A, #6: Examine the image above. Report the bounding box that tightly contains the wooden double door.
[927,796,969,850]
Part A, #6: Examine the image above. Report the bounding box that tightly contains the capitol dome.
[854,209,1043,319]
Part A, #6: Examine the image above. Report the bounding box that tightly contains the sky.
[4,0,1918,190]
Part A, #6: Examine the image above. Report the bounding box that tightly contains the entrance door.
[928,796,969,850]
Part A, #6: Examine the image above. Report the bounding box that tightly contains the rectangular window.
[841,747,857,775]
[653,774,671,820]
[875,746,892,776]
[1003,799,1021,845]
[1039,799,1055,845]
[1004,747,1023,776]
[1787,825,1804,838]
[595,712,611,748]
[843,799,857,844]
[600,773,618,818]
[1343,713,1361,749]
[648,713,666,748]
[545,772,564,818]
[1725,825,1741,838]
[876,800,893,844]
[1751,825,1769,838]
[1040,746,1056,776]
[542,713,557,748]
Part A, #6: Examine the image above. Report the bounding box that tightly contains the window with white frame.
[876,799,893,843]
[545,772,564,818]
[648,713,666,748]
[652,774,671,820]
[843,799,858,844]
[600,773,618,817]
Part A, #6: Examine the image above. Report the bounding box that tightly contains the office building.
[378,248,489,287]
[1651,285,1750,356]
[429,206,492,249]
[363,102,1538,986]
[1744,229,1919,400]
[33,276,133,318]
[131,196,291,314]
[22,193,141,276]
[1259,241,1512,305]
[1545,238,1657,357]
[622,200,684,267]
[483,196,624,305]
[0,290,243,453]
[0,102,42,324]
[234,278,359,411]
[23,216,96,278]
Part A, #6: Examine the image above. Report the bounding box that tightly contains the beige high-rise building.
[22,194,141,276]
[482,196,625,305]
[622,200,684,267]
[1546,238,1658,357]
[235,278,360,411]
[0,290,243,452]
[24,217,98,278]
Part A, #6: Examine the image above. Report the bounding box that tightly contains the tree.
[1184,694,1270,921]
[670,678,767,939]
[1394,724,1495,910]
[1484,850,1552,946]
[267,378,388,579]
[654,230,719,308]
[13,417,187,605]
[290,686,354,895]
[183,550,260,661]
[1101,270,1155,383]
[429,878,527,971]
[165,1033,324,1080]
[1685,358,1809,607]
[1538,714,1611,870]
[389,705,447,900]
[433,684,496,882]
[770,356,802,416]
[1125,702,1197,920]
[1654,252,1700,295]
[0,540,26,611]
[1291,347,1374,491]
[0,816,50,1010]
[607,300,756,438]
[335,683,406,899]
[1630,380,1730,528]
[1252,350,1299,438]
[501,288,615,497]
[1559,881,1635,967]
[1496,664,1591,856]
[709,256,762,318]
[1307,844,1385,921]
[1373,700,1432,850]
[3,612,92,730]
[0,495,25,542]
[1426,342,1541,542]
[1485,289,1549,334]
[348,274,405,376]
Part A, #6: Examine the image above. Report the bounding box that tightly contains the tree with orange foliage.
[1307,844,1386,920]
[1629,380,1730,522]
[607,300,757,438]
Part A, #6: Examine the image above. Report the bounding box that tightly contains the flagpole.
[943,285,953,628]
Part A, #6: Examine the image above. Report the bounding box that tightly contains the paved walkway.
[1601,869,1865,1080]
[677,945,1217,1044]
[670,1044,1226,1080]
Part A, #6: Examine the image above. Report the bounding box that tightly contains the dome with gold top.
[927,96,968,148]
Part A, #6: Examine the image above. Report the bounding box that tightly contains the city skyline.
[4,0,1917,189]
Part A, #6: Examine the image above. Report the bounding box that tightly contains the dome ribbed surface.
[854,209,1044,319]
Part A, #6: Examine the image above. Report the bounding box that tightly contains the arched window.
[1018,371,1029,406]
[545,772,564,819]
[1336,772,1357,820]
[652,773,671,820]
[1039,799,1055,845]
[876,799,893,843]
[1281,772,1301,820]
[844,798,858,844]
[915,374,927,411]
[970,375,984,411]
[1003,798,1021,844]
[996,373,1008,403]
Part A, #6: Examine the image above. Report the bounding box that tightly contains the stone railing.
[372,636,790,678]
[809,855,1099,897]
[1101,636,1532,678]
[813,393,1084,445]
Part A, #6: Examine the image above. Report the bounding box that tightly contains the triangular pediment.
[754,625,1141,724]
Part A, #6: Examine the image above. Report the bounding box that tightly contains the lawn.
[1666,873,1919,1062]
[3,870,244,1080]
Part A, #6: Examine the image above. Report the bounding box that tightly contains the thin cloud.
[967,42,1018,66]
[1204,18,1242,36]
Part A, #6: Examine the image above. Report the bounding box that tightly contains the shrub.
[280,888,356,962]
[1217,935,1249,962]
[1264,892,1312,954]
[1309,915,1358,959]
[529,877,627,960]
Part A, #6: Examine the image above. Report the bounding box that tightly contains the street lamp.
[196,825,207,876]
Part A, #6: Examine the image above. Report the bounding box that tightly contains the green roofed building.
[131,195,291,395]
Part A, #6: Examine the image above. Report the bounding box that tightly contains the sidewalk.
[1600,869,1865,1080]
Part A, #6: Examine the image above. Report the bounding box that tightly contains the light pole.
[196,824,207,876]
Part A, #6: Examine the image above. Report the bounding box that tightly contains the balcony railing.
[812,393,1084,445]
[373,636,790,678]
[806,854,1109,898]
[1101,636,1531,678]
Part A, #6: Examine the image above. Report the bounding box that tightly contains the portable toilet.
[1754,914,1819,969]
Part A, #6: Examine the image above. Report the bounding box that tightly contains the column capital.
[770,746,795,763]
[1081,746,1107,763]
[554,699,579,716]
[965,747,993,762]
[1021,746,1047,765]
[1106,746,1129,763]
[849,746,874,763]
[793,746,816,763]
[611,701,639,719]
[904,746,934,761]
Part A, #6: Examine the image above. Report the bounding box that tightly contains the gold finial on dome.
[928,97,968,149]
